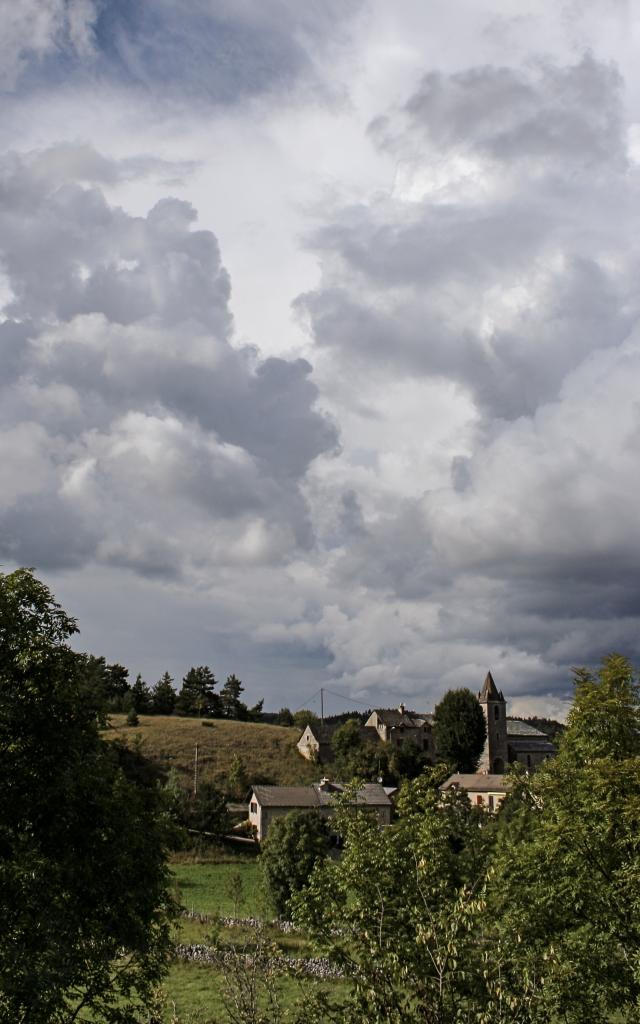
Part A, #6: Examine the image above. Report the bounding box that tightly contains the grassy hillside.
[105,714,318,788]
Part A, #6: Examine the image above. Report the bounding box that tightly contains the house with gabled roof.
[248,778,393,841]
[296,671,556,775]
[440,773,512,812]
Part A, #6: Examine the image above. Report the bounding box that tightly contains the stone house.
[248,779,393,842]
[440,772,512,811]
[297,671,556,774]
[363,705,435,756]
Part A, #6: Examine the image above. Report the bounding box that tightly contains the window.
[488,795,495,811]
[250,802,257,814]
[476,795,483,806]
[494,706,499,720]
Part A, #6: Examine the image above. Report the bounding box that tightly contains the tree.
[292,708,320,730]
[151,671,177,715]
[260,810,330,917]
[176,665,220,717]
[483,654,640,1023]
[331,718,389,782]
[388,737,434,782]
[292,772,493,1023]
[226,754,249,799]
[432,687,486,772]
[0,569,175,1023]
[175,781,230,840]
[276,707,294,726]
[220,673,247,719]
[248,697,265,722]
[78,654,131,713]
[130,672,152,714]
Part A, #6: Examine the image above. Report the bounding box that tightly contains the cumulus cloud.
[298,54,640,419]
[0,145,338,578]
[270,47,640,706]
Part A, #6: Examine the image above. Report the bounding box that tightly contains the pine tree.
[220,673,246,719]
[176,666,220,718]
[151,672,176,715]
[130,673,152,714]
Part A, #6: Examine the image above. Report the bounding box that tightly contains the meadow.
[105,714,318,788]
[166,850,346,1024]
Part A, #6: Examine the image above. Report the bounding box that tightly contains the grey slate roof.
[506,719,548,737]
[440,773,513,794]
[370,709,433,729]
[250,782,392,809]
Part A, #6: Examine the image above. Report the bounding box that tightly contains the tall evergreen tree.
[176,665,219,717]
[130,673,152,714]
[151,671,176,715]
[220,673,246,719]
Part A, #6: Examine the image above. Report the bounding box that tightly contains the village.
[248,671,556,840]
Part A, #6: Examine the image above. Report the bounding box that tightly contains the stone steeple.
[477,671,508,774]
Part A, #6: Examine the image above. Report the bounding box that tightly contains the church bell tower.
[477,671,508,774]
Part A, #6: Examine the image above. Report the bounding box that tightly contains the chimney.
[398,702,405,715]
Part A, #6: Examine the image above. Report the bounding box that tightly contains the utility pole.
[194,743,199,796]
[320,687,324,725]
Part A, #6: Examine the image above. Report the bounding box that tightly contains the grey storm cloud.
[0,145,338,577]
[1,0,362,101]
[298,54,640,420]
[265,49,640,706]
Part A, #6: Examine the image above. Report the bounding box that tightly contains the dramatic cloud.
[2,3,640,713]
[0,146,338,578]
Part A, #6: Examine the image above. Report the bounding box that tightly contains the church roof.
[506,719,547,738]
[478,671,505,702]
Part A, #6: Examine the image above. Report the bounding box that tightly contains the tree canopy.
[0,569,175,1023]
[260,810,330,917]
[432,687,487,772]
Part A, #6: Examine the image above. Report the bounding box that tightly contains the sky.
[1,0,639,718]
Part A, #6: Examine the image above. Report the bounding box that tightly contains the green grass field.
[105,714,318,789]
[166,855,346,1023]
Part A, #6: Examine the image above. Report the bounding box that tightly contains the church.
[297,671,556,773]
[476,670,556,773]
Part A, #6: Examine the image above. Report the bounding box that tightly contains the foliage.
[292,709,320,730]
[175,781,231,841]
[0,568,176,1024]
[77,652,131,713]
[388,737,434,781]
[153,671,177,715]
[292,771,493,1023]
[131,672,152,713]
[330,718,389,782]
[432,687,487,773]
[260,810,330,917]
[220,673,246,720]
[275,707,294,726]
[226,754,249,799]
[483,653,640,1024]
[177,666,221,718]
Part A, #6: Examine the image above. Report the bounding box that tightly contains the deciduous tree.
[0,569,175,1024]
[260,810,330,917]
[432,687,486,772]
